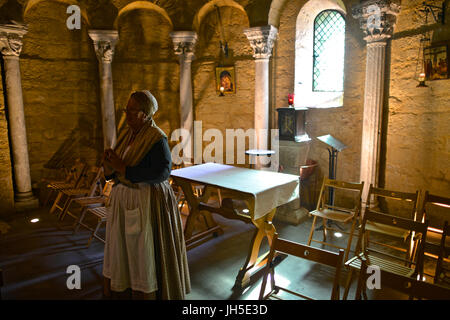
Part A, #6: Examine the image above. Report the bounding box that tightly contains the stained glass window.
[313,10,346,92]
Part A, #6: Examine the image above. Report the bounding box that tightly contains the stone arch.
[192,0,247,33]
[23,0,90,26]
[114,0,173,29]
[113,1,177,137]
[294,0,347,108]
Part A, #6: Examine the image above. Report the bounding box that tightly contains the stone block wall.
[0,58,15,217]
[273,0,366,208]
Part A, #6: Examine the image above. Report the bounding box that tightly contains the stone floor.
[0,202,443,300]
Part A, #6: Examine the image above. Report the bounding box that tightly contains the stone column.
[244,26,278,151]
[352,0,400,206]
[170,31,197,163]
[0,23,38,210]
[88,30,119,149]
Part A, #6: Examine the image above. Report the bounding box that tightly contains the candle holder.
[288,93,294,107]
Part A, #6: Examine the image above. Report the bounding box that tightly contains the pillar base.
[14,193,39,212]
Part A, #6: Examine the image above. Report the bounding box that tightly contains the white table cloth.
[171,163,299,220]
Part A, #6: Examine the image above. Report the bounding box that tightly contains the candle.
[288,93,294,106]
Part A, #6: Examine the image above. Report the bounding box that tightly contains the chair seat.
[73,196,106,206]
[62,188,90,196]
[310,208,355,223]
[365,221,410,240]
[47,182,74,190]
[346,253,415,277]
[88,207,108,221]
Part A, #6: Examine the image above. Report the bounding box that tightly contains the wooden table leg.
[234,207,279,290]
[173,179,223,249]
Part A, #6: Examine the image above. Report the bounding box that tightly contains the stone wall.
[21,1,102,190]
[0,57,15,217]
[386,0,450,227]
[0,0,448,220]
[273,0,366,208]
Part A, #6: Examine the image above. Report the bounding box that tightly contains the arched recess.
[113,1,177,136]
[192,0,246,33]
[193,1,253,163]
[24,0,90,25]
[22,0,102,180]
[295,0,347,108]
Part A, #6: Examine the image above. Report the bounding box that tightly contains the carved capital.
[243,25,278,60]
[170,31,198,62]
[0,23,28,58]
[88,30,119,64]
[352,0,400,43]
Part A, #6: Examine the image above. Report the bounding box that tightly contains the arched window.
[313,10,346,92]
[295,0,346,108]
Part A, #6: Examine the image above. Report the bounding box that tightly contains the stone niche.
[274,138,313,225]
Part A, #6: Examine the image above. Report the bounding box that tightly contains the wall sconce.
[414,1,446,87]
[420,1,446,25]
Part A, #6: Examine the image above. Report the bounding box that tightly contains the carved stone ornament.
[243,25,278,60]
[0,23,28,57]
[170,31,198,61]
[88,30,119,63]
[352,0,400,43]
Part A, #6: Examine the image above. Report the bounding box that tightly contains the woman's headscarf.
[130,90,158,120]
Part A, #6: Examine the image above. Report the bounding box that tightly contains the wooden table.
[171,163,299,290]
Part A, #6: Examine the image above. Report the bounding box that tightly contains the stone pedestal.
[274,140,313,225]
[0,23,39,211]
[170,31,197,163]
[244,26,278,169]
[352,0,400,206]
[89,30,119,149]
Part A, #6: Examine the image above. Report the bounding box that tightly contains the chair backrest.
[419,191,450,227]
[366,185,419,221]
[79,167,104,196]
[358,256,450,300]
[262,233,344,300]
[359,209,428,275]
[317,178,364,215]
[435,220,449,285]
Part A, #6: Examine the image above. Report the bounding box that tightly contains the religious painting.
[215,66,236,95]
[424,44,448,80]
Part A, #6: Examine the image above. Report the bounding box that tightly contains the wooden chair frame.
[50,167,103,219]
[418,191,450,284]
[343,209,428,300]
[259,233,344,300]
[307,178,364,262]
[434,220,449,285]
[355,255,450,300]
[364,185,420,262]
[44,162,87,206]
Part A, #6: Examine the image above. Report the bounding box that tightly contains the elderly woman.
[102,90,190,300]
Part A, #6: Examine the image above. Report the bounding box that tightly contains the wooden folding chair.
[72,180,114,235]
[83,206,108,247]
[364,185,420,263]
[259,233,344,300]
[355,254,450,300]
[418,191,450,283]
[434,221,450,285]
[343,209,428,299]
[50,166,103,219]
[307,178,364,262]
[44,161,87,206]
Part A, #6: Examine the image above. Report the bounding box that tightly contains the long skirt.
[103,180,190,299]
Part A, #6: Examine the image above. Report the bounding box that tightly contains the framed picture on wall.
[215,66,236,95]
[424,44,448,80]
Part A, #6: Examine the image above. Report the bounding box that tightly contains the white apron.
[102,182,158,293]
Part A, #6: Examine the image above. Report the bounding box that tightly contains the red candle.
[288,93,294,106]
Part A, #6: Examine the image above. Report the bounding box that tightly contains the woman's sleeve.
[124,137,172,184]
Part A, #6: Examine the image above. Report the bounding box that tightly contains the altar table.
[171,163,299,289]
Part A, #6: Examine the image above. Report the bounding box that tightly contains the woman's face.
[125,97,146,132]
